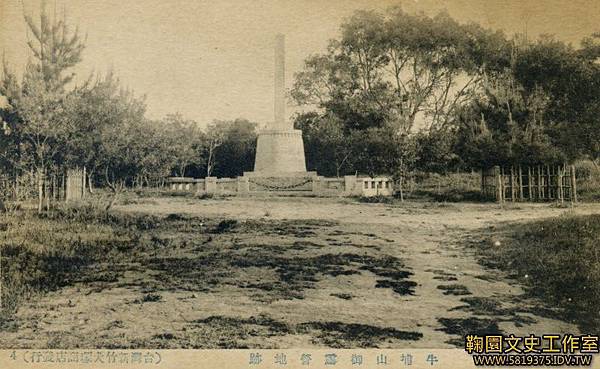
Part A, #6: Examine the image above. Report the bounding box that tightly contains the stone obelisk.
[273,34,286,130]
[252,34,307,174]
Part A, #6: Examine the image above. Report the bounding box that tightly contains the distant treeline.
[1,5,599,198]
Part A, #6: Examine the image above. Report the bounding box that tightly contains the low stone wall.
[360,177,395,197]
[169,177,203,192]
[167,175,394,197]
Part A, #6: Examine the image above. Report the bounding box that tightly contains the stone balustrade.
[166,174,394,197]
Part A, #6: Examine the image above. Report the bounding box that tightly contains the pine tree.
[17,1,85,212]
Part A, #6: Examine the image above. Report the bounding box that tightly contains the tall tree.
[295,113,352,177]
[201,119,258,178]
[12,2,85,211]
[291,8,509,133]
[204,121,226,177]
[210,119,257,178]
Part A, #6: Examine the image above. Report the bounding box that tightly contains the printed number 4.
[10,351,16,360]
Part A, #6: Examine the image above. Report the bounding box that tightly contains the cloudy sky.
[1,0,599,125]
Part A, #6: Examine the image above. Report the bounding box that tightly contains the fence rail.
[482,165,577,203]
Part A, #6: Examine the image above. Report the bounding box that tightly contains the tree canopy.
[292,8,599,173]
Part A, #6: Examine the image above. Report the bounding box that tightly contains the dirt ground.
[2,196,599,349]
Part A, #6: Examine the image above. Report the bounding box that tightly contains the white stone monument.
[250,34,308,175]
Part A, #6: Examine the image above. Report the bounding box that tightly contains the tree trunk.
[399,174,404,202]
[37,168,44,214]
[14,174,19,201]
[105,192,119,211]
[82,166,87,199]
[60,174,65,201]
[45,177,50,211]
[52,174,57,201]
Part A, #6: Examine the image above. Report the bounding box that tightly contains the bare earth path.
[2,197,599,348]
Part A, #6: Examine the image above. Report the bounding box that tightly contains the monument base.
[253,129,307,174]
[243,171,317,178]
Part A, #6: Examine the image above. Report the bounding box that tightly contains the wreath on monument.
[248,177,312,191]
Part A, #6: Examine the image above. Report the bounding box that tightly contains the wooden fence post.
[481,169,485,195]
[527,167,532,200]
[45,174,49,204]
[518,166,524,200]
[557,165,563,203]
[538,165,543,200]
[66,169,73,202]
[508,166,514,202]
[60,174,65,201]
[37,169,43,213]
[495,166,503,203]
[571,165,577,203]
[14,174,19,200]
[51,174,56,201]
[82,166,87,199]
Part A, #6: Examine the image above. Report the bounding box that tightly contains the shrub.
[574,160,600,202]
[410,172,483,202]
[476,214,600,331]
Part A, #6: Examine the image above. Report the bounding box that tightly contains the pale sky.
[1,0,599,125]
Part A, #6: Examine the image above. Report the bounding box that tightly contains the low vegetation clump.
[410,172,484,202]
[0,208,135,323]
[575,160,600,202]
[356,195,397,204]
[475,213,600,332]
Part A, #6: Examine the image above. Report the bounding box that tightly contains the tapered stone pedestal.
[253,129,306,174]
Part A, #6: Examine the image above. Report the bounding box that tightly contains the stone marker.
[252,34,307,175]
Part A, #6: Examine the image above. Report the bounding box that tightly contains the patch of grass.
[409,172,485,202]
[416,189,486,203]
[437,317,502,347]
[212,219,238,234]
[0,208,137,324]
[238,219,337,238]
[197,193,214,200]
[433,275,458,281]
[356,195,396,204]
[196,315,291,335]
[474,213,600,332]
[375,280,417,295]
[140,315,424,349]
[134,293,162,303]
[0,205,213,324]
[298,321,422,348]
[450,297,538,327]
[151,190,196,198]
[229,252,415,300]
[437,284,472,296]
[330,293,353,300]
